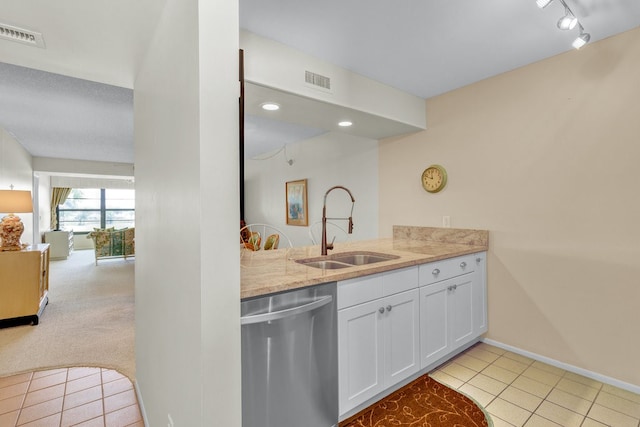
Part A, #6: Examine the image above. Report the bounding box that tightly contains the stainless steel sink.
[298,260,352,269]
[330,252,399,265]
[295,251,400,269]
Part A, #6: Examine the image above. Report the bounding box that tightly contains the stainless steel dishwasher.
[241,282,338,427]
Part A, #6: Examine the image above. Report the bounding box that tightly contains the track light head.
[572,31,591,49]
[536,0,554,8]
[557,10,578,30]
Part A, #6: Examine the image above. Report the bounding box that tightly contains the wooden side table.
[0,244,50,325]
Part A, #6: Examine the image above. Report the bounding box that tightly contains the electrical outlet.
[442,216,451,228]
[168,414,175,427]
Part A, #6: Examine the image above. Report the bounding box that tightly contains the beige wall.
[379,28,640,387]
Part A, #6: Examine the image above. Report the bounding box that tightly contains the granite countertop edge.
[241,227,488,300]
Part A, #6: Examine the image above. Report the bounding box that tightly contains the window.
[58,189,135,232]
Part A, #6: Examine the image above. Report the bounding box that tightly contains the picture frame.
[285,179,308,226]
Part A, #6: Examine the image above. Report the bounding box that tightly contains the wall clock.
[421,164,447,193]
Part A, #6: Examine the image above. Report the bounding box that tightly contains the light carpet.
[0,249,135,380]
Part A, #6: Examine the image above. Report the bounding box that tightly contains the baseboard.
[482,338,640,395]
[134,380,149,427]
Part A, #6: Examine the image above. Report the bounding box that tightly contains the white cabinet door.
[383,288,420,387]
[450,273,474,348]
[420,272,475,369]
[473,253,488,335]
[419,280,450,369]
[338,299,385,413]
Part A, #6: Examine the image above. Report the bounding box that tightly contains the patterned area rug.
[340,373,491,427]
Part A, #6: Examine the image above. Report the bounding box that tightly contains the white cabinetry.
[338,268,419,415]
[419,253,485,369]
[44,230,73,260]
[337,251,488,417]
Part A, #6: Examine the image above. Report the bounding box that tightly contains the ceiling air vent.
[0,23,45,48]
[305,70,331,92]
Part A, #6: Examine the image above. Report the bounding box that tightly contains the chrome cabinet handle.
[460,261,467,269]
[476,257,482,263]
[379,307,385,314]
[386,305,392,312]
[432,268,440,275]
[447,284,458,291]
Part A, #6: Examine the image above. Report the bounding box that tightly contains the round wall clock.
[421,164,448,193]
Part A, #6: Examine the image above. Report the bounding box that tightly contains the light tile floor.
[0,367,143,427]
[430,343,640,427]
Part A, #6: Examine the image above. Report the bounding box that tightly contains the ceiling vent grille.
[305,71,331,92]
[0,23,45,48]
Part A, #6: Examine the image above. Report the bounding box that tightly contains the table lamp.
[0,189,33,251]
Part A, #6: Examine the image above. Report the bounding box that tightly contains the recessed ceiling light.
[338,121,353,127]
[261,102,280,111]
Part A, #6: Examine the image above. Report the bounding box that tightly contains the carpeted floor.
[340,373,491,427]
[0,249,135,380]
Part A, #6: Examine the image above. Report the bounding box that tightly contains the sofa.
[87,227,135,265]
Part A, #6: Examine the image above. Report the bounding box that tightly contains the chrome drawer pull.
[379,307,385,314]
[386,305,392,312]
[460,261,467,269]
[432,268,440,275]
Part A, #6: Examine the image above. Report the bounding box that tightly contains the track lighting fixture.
[557,8,577,30]
[537,0,590,49]
[572,25,591,49]
[536,0,554,8]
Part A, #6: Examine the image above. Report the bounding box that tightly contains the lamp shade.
[0,190,33,214]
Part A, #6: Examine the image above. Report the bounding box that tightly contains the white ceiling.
[0,0,638,163]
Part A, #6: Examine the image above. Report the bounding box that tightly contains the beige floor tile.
[580,417,608,427]
[459,383,496,407]
[587,403,640,427]
[500,386,543,412]
[23,384,66,408]
[483,365,519,384]
[487,398,532,427]
[0,372,32,390]
[545,388,592,415]
[453,354,490,372]
[522,367,562,387]
[562,372,602,390]
[531,361,565,377]
[523,414,562,427]
[511,376,554,399]
[595,391,640,418]
[0,394,24,416]
[19,412,61,427]
[601,384,640,404]
[555,378,599,401]
[469,374,509,396]
[429,370,464,389]
[494,356,530,374]
[476,342,506,355]
[490,415,517,427]
[467,347,501,363]
[17,396,64,425]
[503,351,535,366]
[0,409,19,426]
[534,401,584,427]
[439,362,477,383]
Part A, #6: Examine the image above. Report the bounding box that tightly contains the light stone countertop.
[240,226,488,299]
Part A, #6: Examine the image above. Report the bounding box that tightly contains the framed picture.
[285,179,308,226]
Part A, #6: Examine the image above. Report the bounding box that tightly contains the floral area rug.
[340,373,491,427]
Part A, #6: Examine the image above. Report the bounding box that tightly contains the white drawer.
[338,273,383,309]
[382,266,418,297]
[419,254,475,286]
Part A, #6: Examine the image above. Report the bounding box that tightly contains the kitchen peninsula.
[240,225,489,422]
[241,226,488,299]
